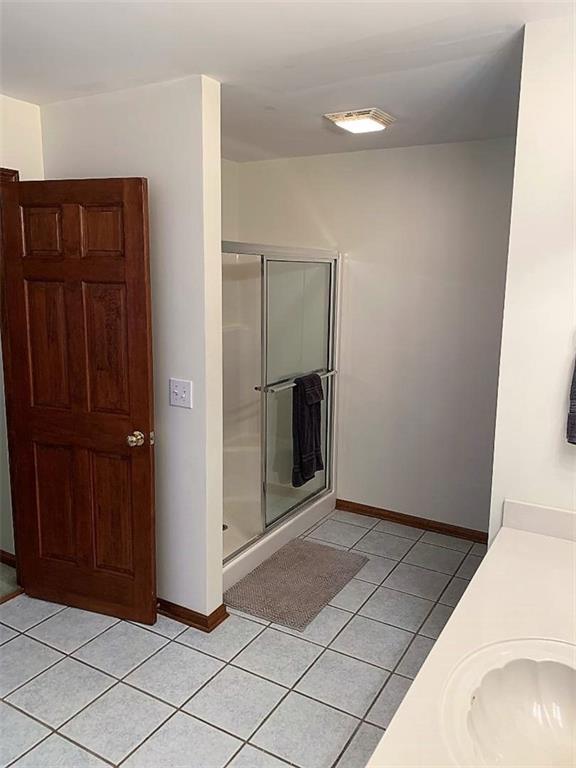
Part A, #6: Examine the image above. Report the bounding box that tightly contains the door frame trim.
[0,549,16,568]
[0,167,20,586]
[0,168,19,183]
[0,548,22,604]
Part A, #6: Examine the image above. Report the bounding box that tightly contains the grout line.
[124,531,470,765]
[327,597,441,765]
[0,638,412,768]
[2,512,482,768]
[49,731,118,766]
[246,609,355,650]
[1,616,185,766]
[113,619,273,766]
[127,618,190,641]
[234,634,358,761]
[25,616,123,653]
[2,696,119,768]
[1,650,66,700]
[5,602,395,763]
[329,719,365,768]
[2,697,62,731]
[353,524,425,548]
[6,726,118,768]
[3,620,168,701]
[223,743,299,767]
[231,640,391,678]
[436,571,471,607]
[328,580,378,614]
[329,518,380,531]
[116,618,298,766]
[3,732,51,767]
[355,579,465,745]
[205,601,372,763]
[263,538,437,740]
[0,600,69,634]
[289,519,458,767]
[413,534,474,554]
[114,624,268,763]
[320,583,416,768]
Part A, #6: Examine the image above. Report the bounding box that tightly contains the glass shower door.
[263,258,335,526]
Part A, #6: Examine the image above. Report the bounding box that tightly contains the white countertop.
[368,519,576,767]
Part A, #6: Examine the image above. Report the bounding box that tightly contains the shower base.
[223,488,335,591]
[223,497,261,560]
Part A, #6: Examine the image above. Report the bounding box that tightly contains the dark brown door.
[0,178,156,623]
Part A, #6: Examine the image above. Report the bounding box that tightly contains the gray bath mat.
[224,539,368,630]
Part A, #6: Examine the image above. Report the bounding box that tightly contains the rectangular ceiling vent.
[324,108,396,134]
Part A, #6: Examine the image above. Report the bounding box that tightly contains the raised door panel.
[81,205,124,258]
[91,452,134,575]
[34,442,78,563]
[83,282,130,414]
[2,177,155,623]
[21,206,64,258]
[25,280,70,409]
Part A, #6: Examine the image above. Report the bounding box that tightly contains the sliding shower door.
[263,257,336,527]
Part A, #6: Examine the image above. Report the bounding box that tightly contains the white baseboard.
[503,499,576,542]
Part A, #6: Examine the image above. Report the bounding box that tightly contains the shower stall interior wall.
[222,242,339,583]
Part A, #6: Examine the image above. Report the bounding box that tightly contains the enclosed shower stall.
[222,242,339,572]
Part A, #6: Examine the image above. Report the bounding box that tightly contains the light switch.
[169,378,193,409]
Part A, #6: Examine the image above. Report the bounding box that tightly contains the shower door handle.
[256,369,337,394]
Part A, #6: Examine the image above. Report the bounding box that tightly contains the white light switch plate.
[169,378,193,408]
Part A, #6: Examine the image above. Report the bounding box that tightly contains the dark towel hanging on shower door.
[292,373,324,487]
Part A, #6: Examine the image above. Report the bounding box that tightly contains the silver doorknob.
[126,431,145,448]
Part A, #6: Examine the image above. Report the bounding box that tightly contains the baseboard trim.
[0,549,16,568]
[336,498,488,544]
[157,599,229,633]
[0,587,23,605]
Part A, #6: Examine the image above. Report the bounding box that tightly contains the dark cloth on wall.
[567,356,576,444]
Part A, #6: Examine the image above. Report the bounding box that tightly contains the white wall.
[222,159,239,240]
[41,76,223,615]
[225,138,515,532]
[0,95,44,178]
[489,17,576,540]
[0,94,45,554]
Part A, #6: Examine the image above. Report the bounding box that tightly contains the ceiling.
[0,2,572,161]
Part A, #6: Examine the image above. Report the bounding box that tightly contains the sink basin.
[442,638,576,766]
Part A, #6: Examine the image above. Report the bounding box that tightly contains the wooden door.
[0,178,156,623]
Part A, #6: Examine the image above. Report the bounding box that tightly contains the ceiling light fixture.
[324,108,396,134]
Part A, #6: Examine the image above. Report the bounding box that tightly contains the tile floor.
[0,510,484,768]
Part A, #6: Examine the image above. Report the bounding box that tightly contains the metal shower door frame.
[221,241,340,552]
[260,249,339,532]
